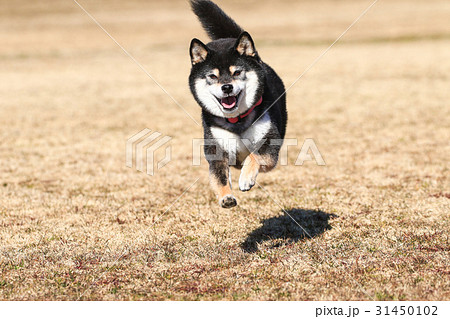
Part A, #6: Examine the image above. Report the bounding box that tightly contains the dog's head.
[188,32,264,119]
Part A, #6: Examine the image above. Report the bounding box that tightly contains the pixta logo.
[126,129,172,176]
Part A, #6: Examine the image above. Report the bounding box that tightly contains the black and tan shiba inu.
[189,0,287,208]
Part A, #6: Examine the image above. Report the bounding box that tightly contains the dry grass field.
[0,0,449,300]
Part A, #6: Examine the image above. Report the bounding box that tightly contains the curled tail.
[190,0,243,40]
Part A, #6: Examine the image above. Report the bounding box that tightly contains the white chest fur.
[210,113,272,163]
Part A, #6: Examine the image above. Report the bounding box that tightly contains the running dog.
[188,0,287,208]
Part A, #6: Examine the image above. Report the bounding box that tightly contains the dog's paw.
[239,175,255,192]
[219,194,237,208]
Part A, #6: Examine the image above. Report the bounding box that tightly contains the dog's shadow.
[241,208,337,253]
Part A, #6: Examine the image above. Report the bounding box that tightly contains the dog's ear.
[190,38,209,65]
[235,32,257,57]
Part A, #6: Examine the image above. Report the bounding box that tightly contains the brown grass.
[0,0,449,300]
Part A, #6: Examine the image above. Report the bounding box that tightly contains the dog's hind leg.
[209,160,237,208]
[239,153,277,192]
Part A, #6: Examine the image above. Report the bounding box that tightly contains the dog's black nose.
[221,84,233,94]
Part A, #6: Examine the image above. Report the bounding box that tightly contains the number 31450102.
[376,305,438,316]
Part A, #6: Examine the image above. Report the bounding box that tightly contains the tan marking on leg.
[210,175,231,197]
[219,184,232,198]
[239,154,260,191]
[239,153,278,191]
[241,153,260,181]
[210,174,237,208]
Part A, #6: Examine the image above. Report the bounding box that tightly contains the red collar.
[227,96,263,123]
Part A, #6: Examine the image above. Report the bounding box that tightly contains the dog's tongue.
[221,96,236,109]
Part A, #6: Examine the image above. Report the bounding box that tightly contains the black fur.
[190,0,243,40]
[188,0,287,207]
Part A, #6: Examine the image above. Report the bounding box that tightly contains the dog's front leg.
[239,153,277,192]
[209,159,237,208]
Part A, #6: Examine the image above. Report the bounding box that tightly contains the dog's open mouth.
[218,93,240,111]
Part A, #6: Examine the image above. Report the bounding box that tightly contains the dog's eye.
[208,74,218,80]
[233,70,242,77]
